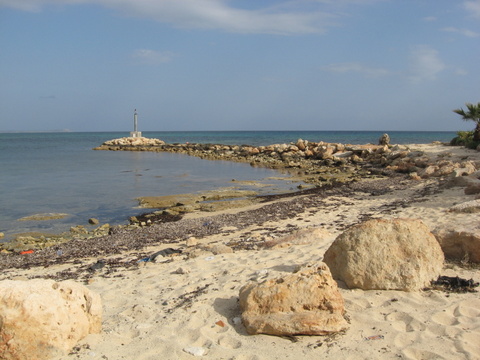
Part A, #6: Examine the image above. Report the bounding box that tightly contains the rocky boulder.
[239,262,348,336]
[323,218,444,291]
[0,279,102,360]
[378,133,390,145]
[433,227,480,263]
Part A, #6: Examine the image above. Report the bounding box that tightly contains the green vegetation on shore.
[452,102,480,149]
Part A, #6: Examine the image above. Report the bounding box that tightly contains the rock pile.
[101,137,165,146]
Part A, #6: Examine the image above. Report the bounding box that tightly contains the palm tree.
[453,102,480,142]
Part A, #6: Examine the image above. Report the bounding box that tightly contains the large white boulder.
[323,218,444,291]
[0,279,102,360]
[239,262,348,336]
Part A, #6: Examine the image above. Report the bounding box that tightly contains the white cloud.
[323,62,389,77]
[408,45,446,82]
[423,16,437,22]
[0,0,84,11]
[442,26,480,38]
[132,49,175,65]
[0,0,373,35]
[464,0,480,18]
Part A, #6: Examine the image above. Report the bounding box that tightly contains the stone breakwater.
[94,137,479,185]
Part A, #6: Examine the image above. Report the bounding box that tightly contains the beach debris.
[215,320,226,328]
[166,284,212,313]
[19,250,34,255]
[88,260,106,272]
[138,248,183,263]
[204,256,215,261]
[240,262,348,336]
[365,335,384,341]
[0,279,102,360]
[183,346,207,357]
[324,218,444,291]
[430,276,479,293]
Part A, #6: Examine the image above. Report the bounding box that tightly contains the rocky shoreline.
[1,139,480,360]
[93,136,478,185]
[2,137,479,260]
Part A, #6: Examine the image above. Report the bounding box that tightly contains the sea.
[0,131,456,242]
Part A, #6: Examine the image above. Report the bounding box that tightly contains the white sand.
[2,144,480,360]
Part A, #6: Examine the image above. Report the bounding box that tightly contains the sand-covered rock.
[433,226,480,263]
[263,227,332,249]
[0,279,102,360]
[323,218,444,291]
[239,262,348,336]
[449,199,480,213]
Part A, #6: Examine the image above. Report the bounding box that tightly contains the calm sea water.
[0,131,455,241]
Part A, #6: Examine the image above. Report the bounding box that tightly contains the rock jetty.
[94,137,479,186]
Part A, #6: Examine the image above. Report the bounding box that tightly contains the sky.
[0,0,479,132]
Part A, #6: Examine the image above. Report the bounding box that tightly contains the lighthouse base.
[130,131,142,138]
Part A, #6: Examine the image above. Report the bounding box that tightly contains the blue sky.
[0,0,479,132]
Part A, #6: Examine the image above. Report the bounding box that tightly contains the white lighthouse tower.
[130,109,142,138]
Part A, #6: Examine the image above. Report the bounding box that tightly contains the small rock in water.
[88,218,99,225]
[183,346,207,357]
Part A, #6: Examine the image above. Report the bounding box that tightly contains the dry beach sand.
[1,143,479,360]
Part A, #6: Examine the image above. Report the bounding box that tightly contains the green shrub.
[451,131,480,149]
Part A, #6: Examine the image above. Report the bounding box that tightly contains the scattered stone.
[0,232,4,239]
[0,279,102,360]
[175,267,190,274]
[323,218,444,291]
[433,227,480,263]
[183,346,208,357]
[88,218,99,225]
[239,262,348,336]
[186,236,198,247]
[209,244,233,255]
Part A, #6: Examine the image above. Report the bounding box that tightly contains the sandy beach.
[1,143,479,360]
